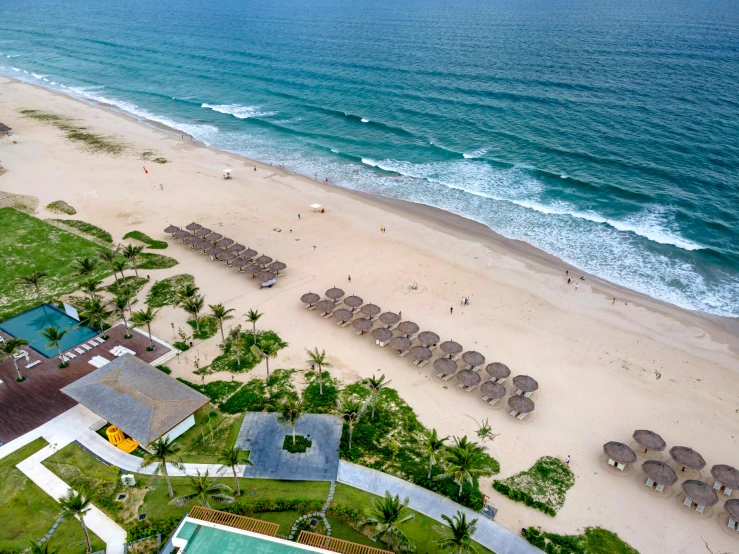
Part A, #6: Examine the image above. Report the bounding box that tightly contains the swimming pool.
[0,304,98,358]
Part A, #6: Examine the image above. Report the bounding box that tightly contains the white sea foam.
[11,67,19,72]
[31,73,46,79]
[361,118,369,123]
[201,103,276,119]
[463,148,487,159]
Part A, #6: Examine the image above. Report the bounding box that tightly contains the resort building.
[165,506,390,554]
[61,354,208,448]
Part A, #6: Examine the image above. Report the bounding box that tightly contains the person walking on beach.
[567,278,571,284]
[289,227,292,233]
[450,306,453,315]
[298,213,301,219]
[398,311,402,320]
[348,275,351,282]
[565,455,571,465]
[575,283,579,290]
[612,297,616,305]
[565,270,569,276]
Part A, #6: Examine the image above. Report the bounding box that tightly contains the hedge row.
[492,481,556,516]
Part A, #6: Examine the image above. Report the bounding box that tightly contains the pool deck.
[0,324,172,444]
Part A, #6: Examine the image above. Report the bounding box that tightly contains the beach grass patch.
[138,252,178,270]
[523,526,639,554]
[123,230,168,249]
[46,200,77,215]
[176,378,243,404]
[21,109,128,155]
[146,273,194,308]
[493,456,574,516]
[0,190,39,213]
[106,275,148,296]
[49,218,113,243]
[141,150,168,164]
[0,208,113,319]
[187,315,219,340]
[218,369,296,414]
[283,435,312,453]
[209,330,287,374]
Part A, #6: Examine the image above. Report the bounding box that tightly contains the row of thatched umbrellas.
[165,223,286,283]
[301,287,539,419]
[603,431,739,521]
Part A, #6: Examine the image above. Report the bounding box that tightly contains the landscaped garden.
[0,438,105,554]
[523,526,639,554]
[493,456,575,516]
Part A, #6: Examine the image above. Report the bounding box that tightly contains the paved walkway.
[236,412,342,481]
[337,461,540,554]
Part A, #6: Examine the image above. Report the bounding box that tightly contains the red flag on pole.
[143,166,148,174]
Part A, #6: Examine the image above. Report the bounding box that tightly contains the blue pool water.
[1,0,738,316]
[0,304,97,358]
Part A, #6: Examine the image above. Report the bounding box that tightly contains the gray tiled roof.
[62,354,209,445]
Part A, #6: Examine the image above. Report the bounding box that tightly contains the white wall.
[160,414,195,443]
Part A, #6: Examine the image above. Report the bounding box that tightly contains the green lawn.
[122,231,168,249]
[145,274,194,308]
[48,219,113,243]
[0,208,113,320]
[0,438,106,554]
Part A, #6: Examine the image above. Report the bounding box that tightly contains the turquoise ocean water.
[1,0,738,316]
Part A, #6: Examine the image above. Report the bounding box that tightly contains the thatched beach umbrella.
[711,465,739,490]
[194,227,212,237]
[410,346,432,361]
[725,499,739,523]
[390,337,411,352]
[508,395,535,414]
[440,340,463,357]
[258,271,275,282]
[434,358,457,375]
[216,251,236,262]
[418,331,440,347]
[642,460,678,485]
[633,430,666,453]
[185,222,202,231]
[205,247,224,257]
[243,264,261,276]
[241,247,258,259]
[334,308,354,322]
[217,237,235,249]
[183,235,200,245]
[512,375,539,393]
[603,442,637,464]
[462,351,485,367]
[301,293,321,306]
[195,240,211,251]
[486,362,511,381]
[480,381,506,400]
[269,261,287,274]
[229,243,246,253]
[233,258,251,270]
[173,230,190,240]
[682,480,719,507]
[670,446,706,471]
[379,312,400,326]
[457,369,481,387]
[398,321,419,336]
[164,225,180,234]
[255,255,273,266]
[353,318,373,332]
[315,300,336,314]
[326,287,345,301]
[208,232,223,243]
[344,295,363,308]
[361,303,381,317]
[372,328,392,342]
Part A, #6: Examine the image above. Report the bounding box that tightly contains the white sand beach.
[1,77,738,554]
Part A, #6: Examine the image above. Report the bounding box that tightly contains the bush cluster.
[283,435,312,453]
[522,526,639,554]
[225,499,324,515]
[46,200,77,215]
[127,517,181,542]
[492,482,556,516]
[302,371,339,413]
[210,330,286,373]
[412,468,485,511]
[123,230,168,249]
[176,378,243,404]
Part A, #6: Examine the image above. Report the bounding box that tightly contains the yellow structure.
[106,425,139,452]
[117,438,139,453]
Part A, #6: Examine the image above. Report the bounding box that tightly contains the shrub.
[302,371,339,413]
[46,200,76,215]
[210,330,286,374]
[283,435,312,453]
[176,378,243,404]
[173,341,190,351]
[156,365,172,374]
[522,526,639,554]
[146,274,194,308]
[411,467,485,511]
[127,517,181,542]
[188,316,218,340]
[123,230,168,249]
[225,499,324,515]
[492,482,556,516]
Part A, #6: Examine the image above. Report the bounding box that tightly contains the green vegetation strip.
[210,330,287,373]
[46,200,77,215]
[493,456,575,516]
[122,230,168,249]
[48,219,113,243]
[21,110,128,155]
[0,438,105,554]
[146,274,194,308]
[524,526,639,554]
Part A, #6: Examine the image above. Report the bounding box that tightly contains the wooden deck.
[188,506,279,537]
[0,323,170,444]
[297,531,391,553]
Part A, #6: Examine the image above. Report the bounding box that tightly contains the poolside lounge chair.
[683,496,693,508]
[94,337,106,344]
[655,484,665,492]
[324,312,334,319]
[409,333,418,341]
[495,377,506,384]
[75,347,86,355]
[523,391,533,398]
[442,373,454,382]
[341,320,351,328]
[646,478,654,487]
[26,360,41,369]
[517,412,527,420]
[728,517,737,529]
[437,372,445,378]
[457,382,465,389]
[87,341,98,348]
[465,385,476,393]
[81,344,92,351]
[451,354,460,362]
[399,350,409,357]
[88,355,110,368]
[481,395,490,402]
[64,351,76,359]
[510,410,517,417]
[726,487,734,496]
[388,322,399,331]
[696,504,705,514]
[489,398,500,406]
[418,359,429,368]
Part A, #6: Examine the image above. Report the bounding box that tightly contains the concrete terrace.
[0,324,172,444]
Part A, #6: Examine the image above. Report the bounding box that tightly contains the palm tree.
[175,283,200,306]
[130,307,159,350]
[442,437,488,496]
[278,395,304,445]
[362,492,414,550]
[97,249,120,284]
[363,374,391,418]
[59,485,97,553]
[122,244,144,277]
[71,256,98,278]
[172,469,234,508]
[228,325,243,366]
[111,295,132,337]
[80,298,111,334]
[80,278,103,301]
[250,338,279,379]
[140,436,183,498]
[434,511,479,554]
[40,326,69,365]
[181,296,204,335]
[28,541,60,554]
[17,271,48,304]
[339,398,365,451]
[218,446,252,496]
[1,337,30,381]
[210,303,234,342]
[112,258,127,280]
[246,309,262,345]
[425,428,449,479]
[306,347,332,395]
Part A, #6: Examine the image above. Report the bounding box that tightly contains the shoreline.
[8,76,734,345]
